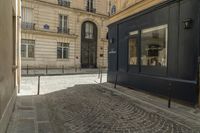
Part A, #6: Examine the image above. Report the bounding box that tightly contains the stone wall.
[0,0,20,132]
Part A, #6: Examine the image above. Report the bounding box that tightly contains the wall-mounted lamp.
[183,18,193,29]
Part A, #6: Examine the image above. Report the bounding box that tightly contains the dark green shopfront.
[107,0,200,106]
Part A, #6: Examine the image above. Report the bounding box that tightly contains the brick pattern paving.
[45,84,199,133]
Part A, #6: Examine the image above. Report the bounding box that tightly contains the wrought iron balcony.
[57,27,70,34]
[58,0,70,7]
[21,22,35,30]
[86,7,96,13]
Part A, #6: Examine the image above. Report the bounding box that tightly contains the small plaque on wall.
[100,54,104,57]
[44,24,50,30]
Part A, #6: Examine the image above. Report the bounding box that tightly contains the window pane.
[21,45,26,57]
[129,38,137,65]
[57,47,62,59]
[141,25,167,67]
[85,22,94,39]
[63,47,69,59]
[28,45,34,58]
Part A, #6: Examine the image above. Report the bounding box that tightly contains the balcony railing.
[57,27,70,34]
[58,0,70,7]
[86,7,96,13]
[21,22,35,30]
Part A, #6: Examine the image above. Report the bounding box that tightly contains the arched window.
[85,22,94,39]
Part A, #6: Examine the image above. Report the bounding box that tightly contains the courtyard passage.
[7,74,200,133]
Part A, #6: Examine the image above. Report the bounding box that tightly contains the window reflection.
[141,25,168,67]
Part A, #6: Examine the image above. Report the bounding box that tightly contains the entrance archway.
[81,21,97,68]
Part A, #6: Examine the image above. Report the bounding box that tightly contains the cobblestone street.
[46,84,200,133]
[7,74,200,133]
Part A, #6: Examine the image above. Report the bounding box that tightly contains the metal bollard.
[27,64,29,75]
[37,76,41,95]
[100,68,103,83]
[98,67,101,79]
[62,65,64,74]
[168,82,173,108]
[75,66,77,72]
[114,72,118,88]
[46,65,48,75]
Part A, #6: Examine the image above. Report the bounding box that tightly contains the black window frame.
[126,24,169,76]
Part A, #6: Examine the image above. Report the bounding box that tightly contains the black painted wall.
[108,0,200,105]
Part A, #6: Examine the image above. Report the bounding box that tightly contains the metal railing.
[58,0,70,7]
[21,22,35,30]
[57,27,70,34]
[86,7,96,13]
[21,65,107,76]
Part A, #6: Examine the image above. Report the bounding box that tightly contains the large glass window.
[21,39,35,58]
[87,0,95,12]
[129,31,138,65]
[57,43,69,59]
[21,7,33,23]
[141,25,168,67]
[58,15,68,33]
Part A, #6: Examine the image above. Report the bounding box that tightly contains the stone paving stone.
[17,110,35,119]
[34,96,49,122]
[14,119,35,133]
[38,122,53,133]
[45,84,200,133]
[18,96,33,106]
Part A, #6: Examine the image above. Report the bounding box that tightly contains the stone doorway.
[81,21,97,68]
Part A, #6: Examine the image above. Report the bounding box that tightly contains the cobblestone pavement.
[45,84,200,133]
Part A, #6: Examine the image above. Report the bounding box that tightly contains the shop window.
[141,25,168,67]
[21,39,35,58]
[129,31,138,65]
[57,43,69,59]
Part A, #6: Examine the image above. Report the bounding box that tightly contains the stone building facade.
[21,0,109,69]
[0,0,21,132]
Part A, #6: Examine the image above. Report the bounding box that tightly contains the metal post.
[46,65,48,75]
[100,68,103,83]
[37,76,40,95]
[98,67,101,79]
[114,72,118,88]
[27,64,29,75]
[62,65,64,74]
[75,66,77,72]
[168,82,172,108]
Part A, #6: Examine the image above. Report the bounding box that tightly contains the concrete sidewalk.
[6,96,53,133]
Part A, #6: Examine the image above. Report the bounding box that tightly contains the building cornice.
[109,0,165,25]
[22,29,78,39]
[23,0,109,19]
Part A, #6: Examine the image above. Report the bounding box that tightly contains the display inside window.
[129,31,138,65]
[141,25,168,67]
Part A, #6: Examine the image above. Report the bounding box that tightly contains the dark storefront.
[107,0,200,105]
